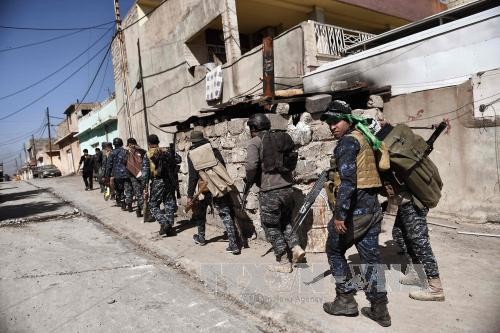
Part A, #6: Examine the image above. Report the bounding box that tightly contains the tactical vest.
[188,143,235,198]
[330,130,382,189]
[147,147,165,178]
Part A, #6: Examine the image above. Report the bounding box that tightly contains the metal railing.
[314,22,375,57]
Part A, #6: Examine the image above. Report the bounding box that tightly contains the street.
[0,181,268,333]
[1,177,500,333]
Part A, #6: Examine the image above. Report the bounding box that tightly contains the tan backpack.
[188,143,235,198]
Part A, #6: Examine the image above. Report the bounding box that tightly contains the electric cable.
[0,21,115,31]
[73,41,113,111]
[95,53,111,101]
[0,26,114,100]
[0,40,112,121]
[1,29,84,53]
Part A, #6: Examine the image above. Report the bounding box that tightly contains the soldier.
[245,113,305,273]
[126,138,147,217]
[375,124,445,302]
[101,142,114,200]
[186,131,240,254]
[93,147,104,192]
[78,149,94,191]
[320,100,391,327]
[105,138,132,210]
[142,134,180,236]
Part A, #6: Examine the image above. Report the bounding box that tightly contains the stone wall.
[175,108,337,251]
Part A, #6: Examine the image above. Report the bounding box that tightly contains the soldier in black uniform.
[78,149,94,191]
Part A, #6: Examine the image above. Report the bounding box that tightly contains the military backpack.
[380,124,443,208]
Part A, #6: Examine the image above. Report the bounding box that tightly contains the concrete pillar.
[222,0,241,64]
[309,6,325,23]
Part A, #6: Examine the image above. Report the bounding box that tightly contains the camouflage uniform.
[106,146,132,205]
[187,138,239,249]
[191,192,238,249]
[392,199,440,278]
[325,134,387,303]
[142,148,180,228]
[259,187,299,258]
[130,176,145,210]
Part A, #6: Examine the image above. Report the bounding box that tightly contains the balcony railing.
[314,22,375,57]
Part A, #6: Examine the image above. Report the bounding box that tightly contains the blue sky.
[0,0,135,174]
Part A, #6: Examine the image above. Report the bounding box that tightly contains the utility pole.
[46,107,53,165]
[262,37,275,100]
[114,0,133,138]
[137,38,150,140]
[31,134,36,163]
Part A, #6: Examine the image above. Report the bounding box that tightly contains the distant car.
[36,165,62,178]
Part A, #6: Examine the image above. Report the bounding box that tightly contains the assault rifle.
[184,181,208,213]
[261,168,331,257]
[424,121,447,156]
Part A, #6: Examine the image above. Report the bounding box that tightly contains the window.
[185,16,227,68]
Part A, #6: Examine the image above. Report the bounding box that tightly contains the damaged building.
[111,0,500,248]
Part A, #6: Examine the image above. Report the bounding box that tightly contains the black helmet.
[112,137,123,147]
[247,113,271,131]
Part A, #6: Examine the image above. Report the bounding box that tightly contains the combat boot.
[400,265,421,286]
[193,234,206,246]
[121,201,127,210]
[267,256,292,273]
[361,301,391,327]
[291,245,306,264]
[409,277,445,301]
[323,291,358,317]
[127,203,133,212]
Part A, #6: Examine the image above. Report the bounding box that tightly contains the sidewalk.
[29,176,500,332]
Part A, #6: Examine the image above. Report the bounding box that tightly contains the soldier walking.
[320,101,391,327]
[105,138,132,210]
[142,134,180,236]
[245,113,305,273]
[78,149,94,191]
[186,131,240,254]
[376,123,445,302]
[126,138,146,217]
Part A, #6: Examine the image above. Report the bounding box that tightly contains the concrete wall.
[174,112,336,250]
[58,141,80,176]
[384,81,500,222]
[112,0,312,149]
[77,99,118,153]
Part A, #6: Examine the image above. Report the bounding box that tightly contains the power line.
[0,123,46,147]
[122,0,169,31]
[1,29,83,53]
[74,41,113,111]
[95,52,111,101]
[0,26,114,101]
[0,21,115,31]
[0,40,112,121]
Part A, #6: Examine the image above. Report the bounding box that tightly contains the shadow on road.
[347,240,409,272]
[0,189,45,204]
[0,201,67,220]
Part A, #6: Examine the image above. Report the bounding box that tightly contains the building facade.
[76,97,118,153]
[54,102,99,176]
[111,0,446,147]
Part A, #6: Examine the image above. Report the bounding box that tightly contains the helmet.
[327,100,351,114]
[112,137,123,147]
[247,113,271,131]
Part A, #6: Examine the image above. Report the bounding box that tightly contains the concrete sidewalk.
[28,176,500,332]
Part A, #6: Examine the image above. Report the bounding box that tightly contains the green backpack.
[382,124,443,208]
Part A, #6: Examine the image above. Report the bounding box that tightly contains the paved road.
[0,181,267,333]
